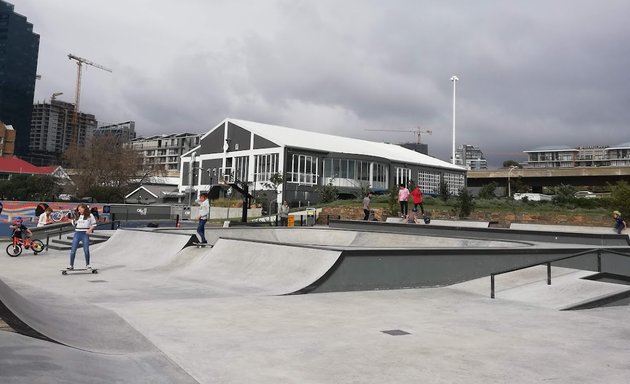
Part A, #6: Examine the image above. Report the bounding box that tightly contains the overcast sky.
[14,0,630,167]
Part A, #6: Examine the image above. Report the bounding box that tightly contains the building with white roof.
[179,118,466,205]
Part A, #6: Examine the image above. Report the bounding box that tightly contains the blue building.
[0,1,39,156]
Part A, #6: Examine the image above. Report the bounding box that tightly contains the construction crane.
[366,126,433,144]
[67,53,112,147]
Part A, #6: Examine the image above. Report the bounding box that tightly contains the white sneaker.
[66,265,74,270]
[86,265,92,270]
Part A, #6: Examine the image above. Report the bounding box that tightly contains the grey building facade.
[180,119,466,206]
[0,0,39,155]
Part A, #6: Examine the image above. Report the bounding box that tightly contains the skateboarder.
[67,203,97,270]
[613,210,627,234]
[196,193,209,244]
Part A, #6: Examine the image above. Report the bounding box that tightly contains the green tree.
[551,184,577,205]
[317,181,339,204]
[0,174,62,201]
[609,180,630,216]
[478,182,497,199]
[439,179,450,202]
[454,187,475,218]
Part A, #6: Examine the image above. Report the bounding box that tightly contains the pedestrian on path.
[279,201,290,226]
[398,184,409,217]
[362,192,372,220]
[67,203,97,270]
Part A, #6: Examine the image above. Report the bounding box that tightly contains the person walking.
[196,193,209,244]
[37,206,53,227]
[410,184,425,215]
[67,203,97,270]
[362,192,372,220]
[613,210,627,234]
[398,184,409,217]
[279,201,290,226]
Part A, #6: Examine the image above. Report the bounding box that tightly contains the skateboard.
[61,268,98,275]
[192,242,211,248]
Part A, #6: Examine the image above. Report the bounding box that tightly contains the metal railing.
[490,248,630,298]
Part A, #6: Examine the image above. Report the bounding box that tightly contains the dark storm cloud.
[15,0,630,166]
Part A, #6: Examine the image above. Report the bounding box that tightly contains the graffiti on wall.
[0,201,105,223]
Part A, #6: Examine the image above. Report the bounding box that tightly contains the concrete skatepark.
[1,222,629,383]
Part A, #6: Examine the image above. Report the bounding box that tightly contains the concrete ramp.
[174,239,342,295]
[91,229,194,270]
[449,266,630,310]
[0,278,161,354]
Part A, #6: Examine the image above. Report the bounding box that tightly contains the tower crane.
[67,54,112,147]
[366,126,433,144]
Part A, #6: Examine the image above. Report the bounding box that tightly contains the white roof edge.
[124,186,158,199]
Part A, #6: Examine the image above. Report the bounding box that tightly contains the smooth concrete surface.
[510,222,627,235]
[385,217,491,228]
[1,227,630,383]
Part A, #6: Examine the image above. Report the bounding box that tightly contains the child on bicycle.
[10,217,32,242]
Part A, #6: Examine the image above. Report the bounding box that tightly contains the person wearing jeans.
[197,193,209,243]
[68,203,97,270]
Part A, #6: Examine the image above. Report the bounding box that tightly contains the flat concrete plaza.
[0,225,629,383]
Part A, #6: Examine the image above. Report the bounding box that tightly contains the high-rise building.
[0,1,39,156]
[455,144,487,170]
[94,121,136,143]
[28,99,96,165]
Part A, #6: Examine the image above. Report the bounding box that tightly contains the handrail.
[490,247,630,298]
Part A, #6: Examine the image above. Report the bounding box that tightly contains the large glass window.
[254,153,279,183]
[288,154,318,185]
[396,167,411,186]
[417,170,441,195]
[443,172,466,195]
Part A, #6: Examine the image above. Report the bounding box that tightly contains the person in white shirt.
[37,206,53,227]
[67,203,97,270]
[196,193,209,244]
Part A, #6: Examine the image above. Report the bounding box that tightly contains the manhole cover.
[381,329,411,336]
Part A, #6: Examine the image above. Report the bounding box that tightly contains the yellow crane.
[67,54,112,147]
[366,126,433,144]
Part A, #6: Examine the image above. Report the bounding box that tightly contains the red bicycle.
[6,236,45,257]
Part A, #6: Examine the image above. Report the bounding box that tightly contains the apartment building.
[94,121,136,142]
[455,144,488,170]
[28,99,96,164]
[130,133,201,177]
[524,143,630,168]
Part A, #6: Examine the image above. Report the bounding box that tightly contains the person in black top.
[9,217,32,241]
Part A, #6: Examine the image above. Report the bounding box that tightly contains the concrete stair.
[46,232,112,251]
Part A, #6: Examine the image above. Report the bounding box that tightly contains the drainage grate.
[89,280,107,283]
[381,329,411,336]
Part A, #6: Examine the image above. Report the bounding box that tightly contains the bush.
[478,182,497,199]
[317,182,339,203]
[609,180,630,216]
[455,187,475,218]
[439,179,450,202]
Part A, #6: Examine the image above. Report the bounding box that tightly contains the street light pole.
[450,75,459,165]
[507,165,518,198]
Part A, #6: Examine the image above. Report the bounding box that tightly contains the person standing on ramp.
[67,203,97,270]
[196,193,209,244]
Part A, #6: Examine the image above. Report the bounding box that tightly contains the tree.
[317,181,339,204]
[63,135,145,201]
[478,182,497,199]
[454,187,475,218]
[0,174,62,201]
[609,180,630,216]
[551,184,577,205]
[439,179,450,202]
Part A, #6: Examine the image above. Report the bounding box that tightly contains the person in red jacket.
[410,184,425,215]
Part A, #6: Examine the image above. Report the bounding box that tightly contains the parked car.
[574,191,597,199]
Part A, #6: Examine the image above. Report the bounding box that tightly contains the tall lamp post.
[450,75,459,165]
[507,165,518,198]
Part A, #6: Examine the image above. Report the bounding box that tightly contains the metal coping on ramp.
[329,219,630,246]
